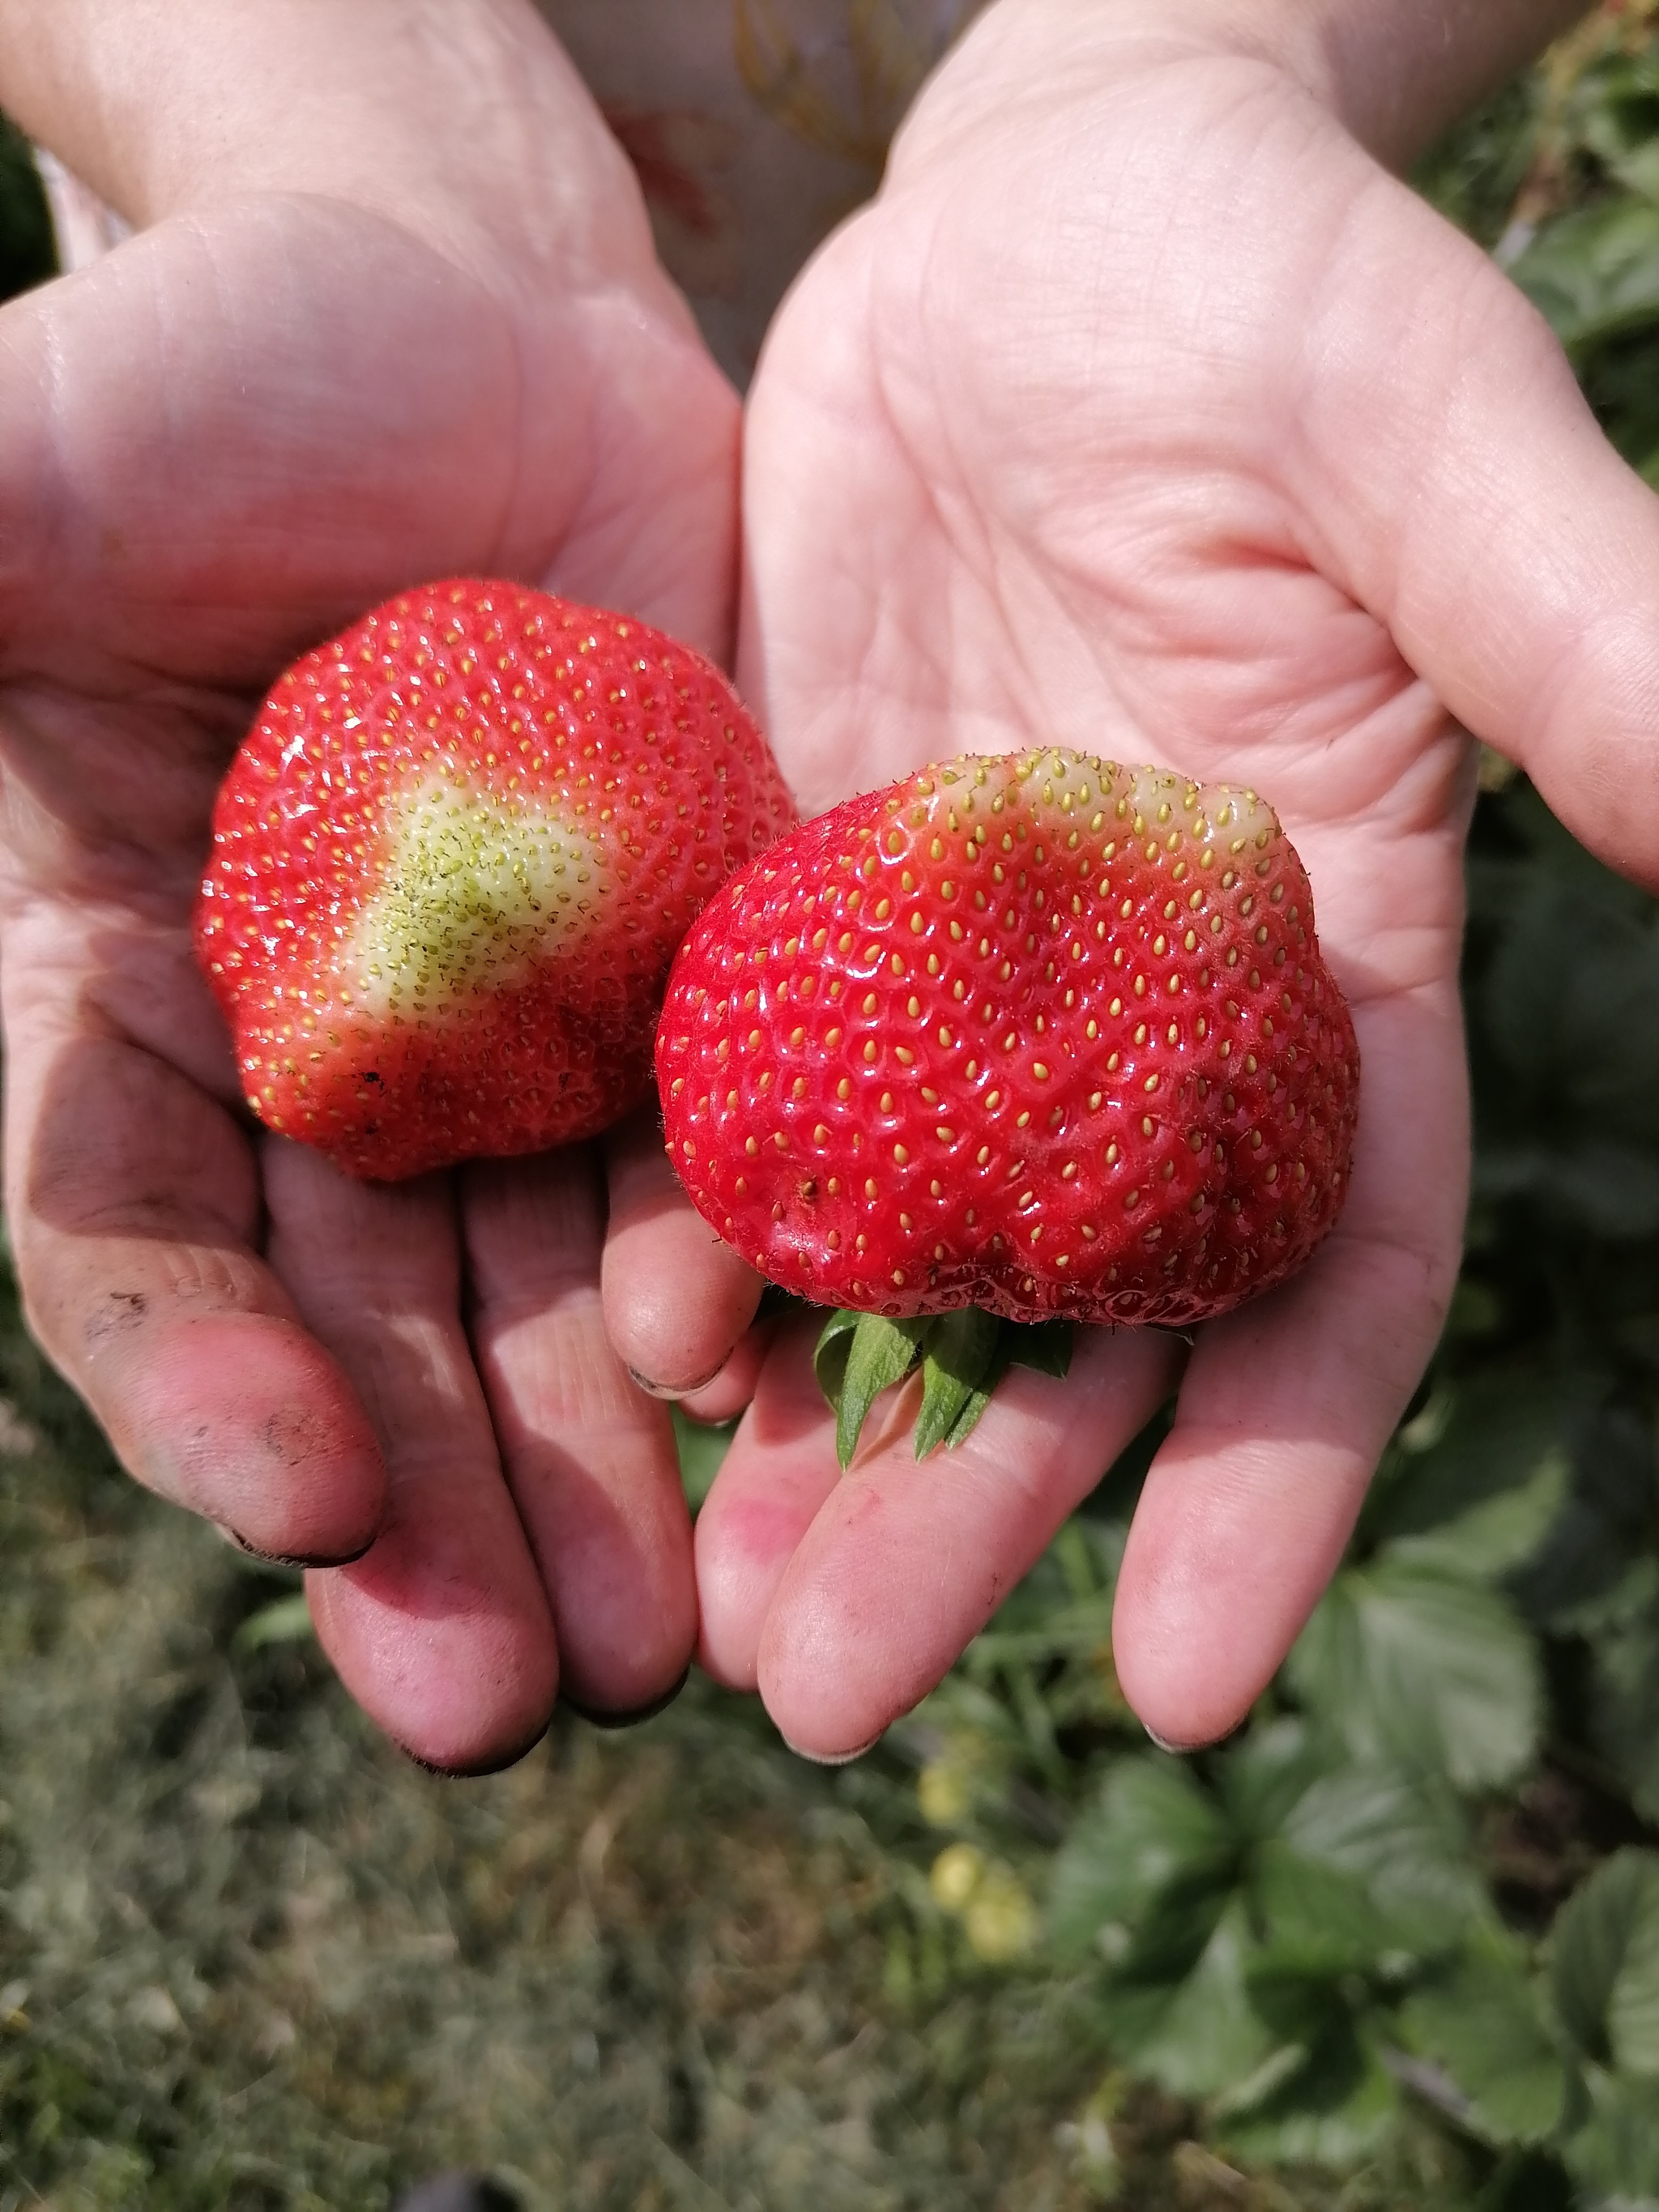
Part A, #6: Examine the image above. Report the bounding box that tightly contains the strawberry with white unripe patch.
[197,579,794,1180]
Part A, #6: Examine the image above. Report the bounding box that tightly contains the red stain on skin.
[720,1492,816,1567]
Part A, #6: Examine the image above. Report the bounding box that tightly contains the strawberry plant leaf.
[1286,1559,1543,1793]
[817,1307,1073,1464]
[1047,1754,1235,1958]
[1606,1879,1659,2080]
[1278,1762,1482,1958]
[1366,1374,1574,1583]
[1398,1940,1569,2148]
[1509,196,1659,356]
[1551,1847,1659,2069]
[1563,2071,1659,2205]
[832,1312,929,1468]
[1108,1894,1276,2100]
[1217,1715,1328,1843]
[914,1307,1000,1460]
[1247,1840,1400,1986]
[930,1316,1073,1453]
[1579,1562,1659,1824]
[1217,2026,1399,2170]
[1512,1403,1653,1634]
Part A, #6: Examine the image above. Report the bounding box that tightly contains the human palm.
[0,2,757,1769]
[691,2,1659,1754]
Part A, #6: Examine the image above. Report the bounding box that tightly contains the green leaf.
[936,1313,1073,1452]
[672,1408,736,1512]
[232,1592,315,1653]
[1607,1888,1659,2080]
[1047,1754,1234,1958]
[1002,1318,1074,1379]
[914,1307,1000,1459]
[827,1312,928,1468]
[1564,2069,1659,2206]
[1399,1941,1569,2148]
[1280,1762,1482,1957]
[1567,50,1659,203]
[1582,1568,1659,1826]
[1511,197,1659,354]
[1286,1559,1542,1792]
[1551,1851,1659,2066]
[1111,1895,1275,2102]
[812,1307,861,1407]
[1248,1841,1399,1989]
[815,1306,1066,1461]
[1217,1715,1326,1843]
[941,1366,1002,1451]
[1218,2025,1400,2169]
[1371,1374,1572,1582]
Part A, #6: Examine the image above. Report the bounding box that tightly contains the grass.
[0,1259,1517,2211]
[0,1263,1118,2210]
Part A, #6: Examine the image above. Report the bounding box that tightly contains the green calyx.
[813,1306,1073,1470]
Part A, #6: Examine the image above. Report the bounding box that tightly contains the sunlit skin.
[0,0,757,1770]
[633,0,1659,1756]
[4,0,1651,1769]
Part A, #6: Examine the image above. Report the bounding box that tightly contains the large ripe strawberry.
[197,579,793,1180]
[657,749,1358,1448]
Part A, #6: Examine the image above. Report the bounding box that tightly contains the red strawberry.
[197,579,793,1180]
[657,749,1358,1329]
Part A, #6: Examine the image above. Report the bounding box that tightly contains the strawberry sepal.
[814,1306,1074,1468]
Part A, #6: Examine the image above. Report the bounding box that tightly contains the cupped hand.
[685,0,1659,1756]
[0,0,757,1769]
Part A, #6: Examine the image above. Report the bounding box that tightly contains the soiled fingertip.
[397,1716,553,1779]
[606,1253,762,1400]
[600,1143,765,1399]
[305,1522,561,1781]
[561,1664,692,1731]
[134,1313,386,1562]
[214,1521,378,1570]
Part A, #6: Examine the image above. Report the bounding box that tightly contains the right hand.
[680,0,1659,1760]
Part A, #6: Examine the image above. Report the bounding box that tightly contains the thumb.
[1288,147,1659,887]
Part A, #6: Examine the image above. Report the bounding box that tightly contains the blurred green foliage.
[0,113,53,299]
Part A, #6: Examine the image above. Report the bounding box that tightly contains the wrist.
[0,0,641,288]
[911,0,1588,174]
[1250,0,1589,168]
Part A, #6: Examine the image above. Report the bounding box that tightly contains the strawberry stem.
[813,1308,1073,1469]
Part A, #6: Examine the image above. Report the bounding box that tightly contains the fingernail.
[781,1729,883,1767]
[628,1362,727,1401]
[399,1719,552,1779]
[561,1665,690,1731]
[1144,1724,1196,1755]
[214,1521,376,1570]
